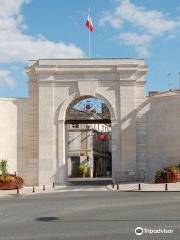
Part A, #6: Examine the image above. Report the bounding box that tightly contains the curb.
[106,184,180,192]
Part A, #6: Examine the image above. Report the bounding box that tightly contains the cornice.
[26,59,148,85]
[26,60,148,77]
[27,66,147,75]
[36,79,146,87]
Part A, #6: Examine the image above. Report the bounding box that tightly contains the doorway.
[65,96,112,180]
[71,156,80,177]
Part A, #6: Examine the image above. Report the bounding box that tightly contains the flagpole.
[88,7,91,58]
[89,25,90,58]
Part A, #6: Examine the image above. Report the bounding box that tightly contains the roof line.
[28,57,145,61]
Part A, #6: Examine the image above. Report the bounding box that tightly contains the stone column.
[89,130,94,178]
[38,85,55,186]
[57,120,67,185]
[111,120,121,183]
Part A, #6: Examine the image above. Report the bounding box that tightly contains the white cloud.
[119,32,152,57]
[0,0,84,63]
[100,0,180,57]
[99,11,123,28]
[0,69,15,87]
[120,32,152,46]
[0,0,84,87]
[0,32,84,63]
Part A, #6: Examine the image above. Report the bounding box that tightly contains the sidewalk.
[1,182,180,199]
[0,185,107,199]
[106,182,180,191]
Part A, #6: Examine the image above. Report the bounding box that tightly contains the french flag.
[85,15,94,32]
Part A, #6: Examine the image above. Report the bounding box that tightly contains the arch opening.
[65,96,112,180]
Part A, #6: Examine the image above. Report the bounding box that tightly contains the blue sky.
[0,0,180,97]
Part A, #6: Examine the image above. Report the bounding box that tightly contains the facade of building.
[66,100,111,178]
[0,58,180,185]
[67,122,111,178]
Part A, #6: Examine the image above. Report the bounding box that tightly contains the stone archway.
[26,59,147,186]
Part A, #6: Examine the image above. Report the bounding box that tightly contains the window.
[72,124,79,128]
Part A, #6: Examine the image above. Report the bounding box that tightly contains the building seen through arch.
[66,97,112,178]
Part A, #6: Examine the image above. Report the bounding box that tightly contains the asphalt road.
[0,191,180,240]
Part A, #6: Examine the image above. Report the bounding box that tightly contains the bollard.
[32,186,35,193]
[53,182,55,188]
[165,183,168,191]
[138,183,141,191]
[43,185,45,191]
[16,187,19,194]
[112,183,114,188]
[117,184,119,190]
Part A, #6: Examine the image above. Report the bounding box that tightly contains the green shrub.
[79,163,89,176]
[155,170,165,178]
[0,160,8,180]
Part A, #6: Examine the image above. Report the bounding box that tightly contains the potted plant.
[177,164,180,181]
[155,164,180,183]
[79,163,89,178]
[166,165,179,183]
[0,160,24,190]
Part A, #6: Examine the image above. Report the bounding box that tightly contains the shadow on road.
[36,217,60,221]
[35,217,180,223]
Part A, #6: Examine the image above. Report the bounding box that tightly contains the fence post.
[138,183,141,191]
[165,170,168,191]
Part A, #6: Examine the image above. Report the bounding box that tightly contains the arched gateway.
[26,58,147,185]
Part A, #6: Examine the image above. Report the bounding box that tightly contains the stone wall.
[146,93,180,182]
[0,98,31,184]
[0,99,18,173]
